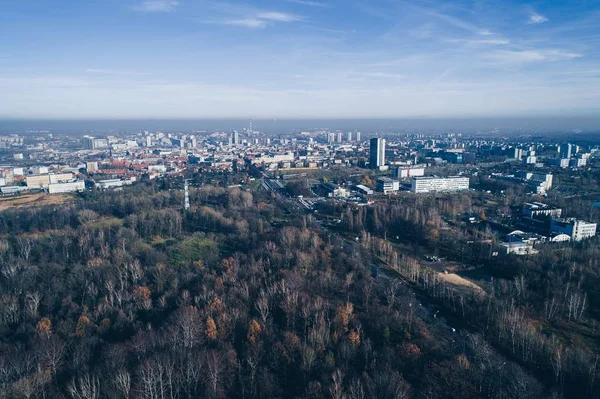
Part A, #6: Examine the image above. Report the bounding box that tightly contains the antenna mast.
[184,179,190,210]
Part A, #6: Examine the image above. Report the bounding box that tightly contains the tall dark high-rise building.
[559,143,572,159]
[370,138,385,169]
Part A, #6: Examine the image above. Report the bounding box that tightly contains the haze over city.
[3,2,600,399]
[2,0,600,119]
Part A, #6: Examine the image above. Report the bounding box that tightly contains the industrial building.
[48,180,85,194]
[355,184,373,195]
[550,219,597,241]
[522,202,562,219]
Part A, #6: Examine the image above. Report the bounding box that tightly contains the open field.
[0,193,72,211]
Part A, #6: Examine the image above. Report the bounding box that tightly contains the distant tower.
[184,180,190,210]
[356,132,361,142]
[249,120,253,134]
[370,138,386,169]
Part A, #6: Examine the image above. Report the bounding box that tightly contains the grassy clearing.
[87,217,124,229]
[0,192,72,211]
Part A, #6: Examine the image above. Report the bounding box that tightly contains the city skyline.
[1,0,600,119]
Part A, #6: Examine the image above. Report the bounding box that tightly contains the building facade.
[48,180,85,194]
[410,176,470,193]
[369,138,385,169]
[522,202,562,219]
[394,167,425,180]
[376,177,399,194]
[550,219,597,241]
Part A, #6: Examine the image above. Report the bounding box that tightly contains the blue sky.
[1,0,599,119]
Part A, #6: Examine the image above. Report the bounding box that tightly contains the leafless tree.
[204,351,225,398]
[255,294,270,325]
[330,369,345,399]
[39,337,66,376]
[347,377,365,399]
[384,281,400,309]
[114,369,132,399]
[68,373,100,399]
[25,292,41,319]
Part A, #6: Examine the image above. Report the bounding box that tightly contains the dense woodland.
[0,174,599,398]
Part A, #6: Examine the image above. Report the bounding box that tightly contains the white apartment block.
[411,176,470,193]
[394,167,425,180]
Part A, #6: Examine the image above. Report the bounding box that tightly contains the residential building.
[393,167,425,180]
[86,162,99,173]
[570,158,587,168]
[410,176,470,193]
[82,136,109,150]
[30,166,49,175]
[370,138,385,169]
[559,143,573,159]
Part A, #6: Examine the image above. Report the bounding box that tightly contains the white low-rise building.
[550,219,597,241]
[500,241,539,255]
[30,166,49,175]
[97,178,135,189]
[410,176,469,193]
[49,173,74,184]
[48,180,85,194]
[394,167,425,180]
[376,177,399,194]
[355,184,373,195]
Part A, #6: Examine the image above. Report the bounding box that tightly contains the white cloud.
[215,10,302,28]
[85,69,150,76]
[133,0,179,13]
[285,0,326,7]
[428,11,492,36]
[447,38,510,46]
[362,72,405,79]
[485,49,582,64]
[256,12,301,22]
[224,18,267,28]
[529,13,548,24]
